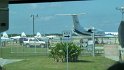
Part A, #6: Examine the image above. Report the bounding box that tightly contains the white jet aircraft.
[21,32,26,37]
[34,32,42,38]
[1,32,10,40]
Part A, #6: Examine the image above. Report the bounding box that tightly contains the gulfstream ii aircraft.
[57,13,105,36]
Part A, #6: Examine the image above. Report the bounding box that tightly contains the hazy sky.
[8,0,124,34]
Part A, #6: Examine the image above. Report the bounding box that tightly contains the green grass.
[0,44,116,70]
[4,56,115,70]
[0,45,48,59]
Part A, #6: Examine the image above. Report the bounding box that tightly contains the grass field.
[3,56,116,70]
[0,44,116,70]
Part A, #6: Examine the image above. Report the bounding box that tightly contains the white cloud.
[40,16,55,21]
[49,3,62,7]
[29,3,45,10]
[30,4,38,10]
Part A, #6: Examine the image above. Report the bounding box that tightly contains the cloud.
[40,16,55,21]
[49,3,62,8]
[29,3,45,10]
[30,4,38,10]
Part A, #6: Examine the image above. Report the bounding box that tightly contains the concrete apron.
[0,58,23,67]
[104,44,120,61]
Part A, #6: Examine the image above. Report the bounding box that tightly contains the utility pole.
[116,6,124,21]
[30,14,38,36]
[92,27,95,56]
[63,31,72,70]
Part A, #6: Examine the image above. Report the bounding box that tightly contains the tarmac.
[0,58,23,67]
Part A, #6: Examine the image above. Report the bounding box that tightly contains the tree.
[49,42,81,62]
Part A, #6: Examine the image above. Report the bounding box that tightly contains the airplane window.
[0,0,124,70]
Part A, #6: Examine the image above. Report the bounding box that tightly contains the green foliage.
[49,42,81,62]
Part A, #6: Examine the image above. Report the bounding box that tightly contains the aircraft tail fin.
[72,15,80,29]
[21,32,26,37]
[2,32,8,38]
[72,15,86,32]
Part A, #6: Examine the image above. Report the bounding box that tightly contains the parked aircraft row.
[0,32,57,42]
[1,31,117,41]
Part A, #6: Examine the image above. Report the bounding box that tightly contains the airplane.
[10,36,21,40]
[1,32,8,38]
[56,13,105,36]
[21,32,26,37]
[105,32,118,36]
[34,32,57,39]
[1,32,10,41]
[97,32,118,38]
[46,35,57,39]
[34,32,42,38]
[10,32,27,40]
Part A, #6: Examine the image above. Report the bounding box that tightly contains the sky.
[7,0,124,34]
